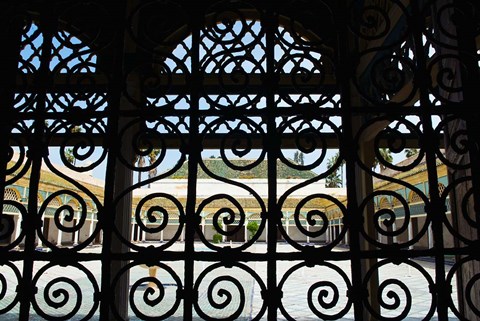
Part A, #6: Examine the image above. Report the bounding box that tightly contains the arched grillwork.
[1,1,480,320]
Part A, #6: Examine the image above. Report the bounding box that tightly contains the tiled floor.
[0,242,461,320]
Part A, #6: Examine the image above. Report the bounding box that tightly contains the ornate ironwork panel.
[1,0,480,320]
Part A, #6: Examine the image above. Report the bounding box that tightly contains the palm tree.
[135,153,146,184]
[147,149,160,187]
[373,148,393,171]
[293,151,304,165]
[326,171,343,188]
[325,152,344,188]
[64,126,82,165]
[404,148,418,158]
[135,148,161,186]
[65,148,75,165]
[298,152,304,165]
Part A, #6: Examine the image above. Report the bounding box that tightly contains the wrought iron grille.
[1,0,480,320]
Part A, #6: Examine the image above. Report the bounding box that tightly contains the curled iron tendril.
[465,273,480,316]
[222,129,253,159]
[308,281,339,311]
[376,279,412,320]
[450,129,469,155]
[118,262,181,320]
[128,0,188,51]
[0,263,22,314]
[141,65,172,98]
[53,205,80,233]
[351,5,391,40]
[130,277,165,308]
[461,188,477,227]
[44,277,81,310]
[295,128,318,154]
[40,277,82,320]
[295,209,328,238]
[0,275,7,300]
[207,275,245,319]
[135,195,175,234]
[194,262,266,320]
[374,208,399,236]
[213,207,243,236]
[0,215,15,241]
[372,56,412,97]
[58,125,107,172]
[278,262,352,320]
[38,190,88,235]
[206,8,252,46]
[139,206,169,233]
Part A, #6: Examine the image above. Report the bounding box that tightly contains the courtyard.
[0,242,459,320]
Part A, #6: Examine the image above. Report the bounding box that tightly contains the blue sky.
[16,19,435,183]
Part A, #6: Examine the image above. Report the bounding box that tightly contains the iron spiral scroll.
[1,0,480,320]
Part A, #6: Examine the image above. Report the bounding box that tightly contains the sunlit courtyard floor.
[1,242,459,320]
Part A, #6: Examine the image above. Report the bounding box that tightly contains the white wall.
[135,179,345,199]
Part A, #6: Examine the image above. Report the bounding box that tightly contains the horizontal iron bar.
[8,132,444,149]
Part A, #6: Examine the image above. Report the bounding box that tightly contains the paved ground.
[0,242,460,320]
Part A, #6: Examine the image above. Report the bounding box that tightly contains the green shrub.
[247,221,259,240]
[212,233,223,243]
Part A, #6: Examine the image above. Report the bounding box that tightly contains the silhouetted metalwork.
[1,0,479,320]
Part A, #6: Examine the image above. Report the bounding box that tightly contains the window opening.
[2,1,480,320]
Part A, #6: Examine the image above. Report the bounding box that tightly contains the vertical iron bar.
[19,109,42,321]
[19,2,54,319]
[264,5,278,320]
[410,1,448,319]
[335,1,364,319]
[455,0,480,243]
[183,3,201,320]
[99,1,127,319]
[0,5,23,231]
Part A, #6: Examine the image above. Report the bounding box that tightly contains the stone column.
[142,218,147,242]
[56,213,64,247]
[392,222,397,243]
[89,213,95,245]
[244,218,248,243]
[408,218,413,250]
[14,215,22,241]
[285,214,290,239]
[344,225,349,246]
[306,222,310,244]
[37,221,44,248]
[73,212,80,246]
[325,223,329,243]
[428,224,433,249]
[130,221,135,242]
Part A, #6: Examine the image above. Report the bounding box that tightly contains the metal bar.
[21,15,49,321]
[9,132,445,149]
[183,3,202,319]
[4,1,480,320]
[16,73,337,94]
[0,3,24,241]
[335,0,365,319]
[410,1,448,319]
[19,2,56,319]
[98,1,127,319]
[265,5,279,320]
